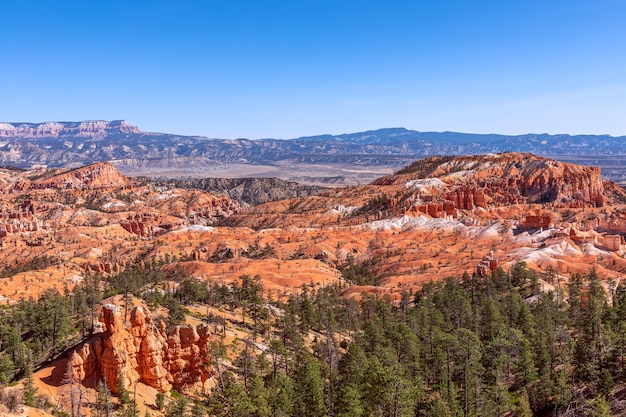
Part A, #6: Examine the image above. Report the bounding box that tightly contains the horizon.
[2,1,625,139]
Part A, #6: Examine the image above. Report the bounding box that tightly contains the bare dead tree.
[63,361,86,417]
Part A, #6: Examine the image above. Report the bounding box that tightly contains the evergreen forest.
[1,262,625,417]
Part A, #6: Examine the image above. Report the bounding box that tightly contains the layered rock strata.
[0,120,139,138]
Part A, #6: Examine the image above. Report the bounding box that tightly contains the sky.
[2,0,626,139]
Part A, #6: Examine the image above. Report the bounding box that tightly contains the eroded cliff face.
[376,153,607,216]
[0,120,139,138]
[67,304,213,395]
[431,153,606,207]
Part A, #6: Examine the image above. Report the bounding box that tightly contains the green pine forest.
[1,261,626,417]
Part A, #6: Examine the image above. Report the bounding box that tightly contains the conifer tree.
[23,350,37,407]
[292,348,326,417]
[95,379,113,417]
[117,368,131,405]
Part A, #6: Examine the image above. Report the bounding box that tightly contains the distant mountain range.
[2,120,625,182]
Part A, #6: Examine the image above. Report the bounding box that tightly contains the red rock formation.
[598,218,626,235]
[28,162,130,190]
[121,220,154,237]
[446,187,487,210]
[569,229,597,245]
[521,215,553,229]
[26,237,44,246]
[0,220,47,234]
[476,251,498,277]
[82,262,122,274]
[433,153,606,208]
[604,235,622,252]
[188,198,243,221]
[411,201,456,218]
[66,304,214,395]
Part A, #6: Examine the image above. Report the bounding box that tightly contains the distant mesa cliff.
[0,120,139,138]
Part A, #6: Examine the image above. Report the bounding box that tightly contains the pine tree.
[335,384,363,417]
[117,368,131,405]
[599,368,614,399]
[511,389,533,417]
[423,395,452,417]
[155,392,166,410]
[292,349,326,417]
[96,379,113,417]
[248,374,271,417]
[23,350,37,407]
[190,399,206,417]
[267,371,294,417]
[165,396,188,417]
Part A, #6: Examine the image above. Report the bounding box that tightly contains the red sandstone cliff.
[379,153,610,217]
[430,153,606,207]
[66,304,213,395]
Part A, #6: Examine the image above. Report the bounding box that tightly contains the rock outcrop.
[409,202,456,218]
[476,251,498,277]
[362,153,613,225]
[26,162,130,190]
[66,304,213,394]
[603,235,622,252]
[446,187,487,210]
[521,215,553,230]
[431,153,606,208]
[121,219,155,237]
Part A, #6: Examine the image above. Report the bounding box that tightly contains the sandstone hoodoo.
[66,304,214,395]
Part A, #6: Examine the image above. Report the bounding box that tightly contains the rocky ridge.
[385,153,608,216]
[227,153,619,229]
[25,162,131,191]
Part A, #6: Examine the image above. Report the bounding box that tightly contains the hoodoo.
[66,305,213,394]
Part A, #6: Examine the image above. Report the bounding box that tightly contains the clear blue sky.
[2,0,625,138]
